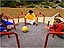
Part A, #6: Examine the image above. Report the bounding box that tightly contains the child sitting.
[25,10,37,25]
[0,13,14,30]
[45,18,64,39]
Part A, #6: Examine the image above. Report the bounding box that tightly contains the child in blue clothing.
[0,13,14,31]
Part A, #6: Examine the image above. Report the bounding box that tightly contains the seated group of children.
[0,10,64,39]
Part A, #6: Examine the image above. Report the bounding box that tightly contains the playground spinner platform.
[0,22,64,48]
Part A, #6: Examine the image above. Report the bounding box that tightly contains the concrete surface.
[0,22,64,48]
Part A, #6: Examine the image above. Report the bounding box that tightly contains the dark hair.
[0,14,3,21]
[0,13,4,18]
[0,13,5,21]
[54,18,62,23]
[29,10,33,13]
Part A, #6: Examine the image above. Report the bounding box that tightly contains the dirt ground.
[1,8,64,18]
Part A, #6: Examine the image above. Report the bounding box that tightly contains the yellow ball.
[21,26,29,33]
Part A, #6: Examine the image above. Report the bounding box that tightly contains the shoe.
[27,23,31,25]
[33,22,36,25]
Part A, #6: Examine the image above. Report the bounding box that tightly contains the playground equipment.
[24,12,45,26]
[17,12,45,26]
[17,12,26,23]
[44,31,64,48]
[21,26,29,33]
[44,13,64,48]
[47,13,64,37]
[37,12,45,23]
[0,32,20,48]
[0,13,16,38]
[47,13,64,26]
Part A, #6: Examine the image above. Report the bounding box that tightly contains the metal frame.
[44,31,64,48]
[47,13,63,26]
[0,32,20,48]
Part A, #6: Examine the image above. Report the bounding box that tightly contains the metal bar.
[44,31,64,48]
[0,32,20,48]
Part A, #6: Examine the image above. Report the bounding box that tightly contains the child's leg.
[31,20,36,25]
[7,25,14,29]
[26,19,32,24]
[26,20,37,25]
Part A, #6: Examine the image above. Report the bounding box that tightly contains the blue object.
[1,20,13,25]
[0,20,13,32]
[0,24,5,27]
[0,24,6,32]
[0,27,6,32]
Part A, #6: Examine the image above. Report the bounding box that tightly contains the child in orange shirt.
[25,10,37,25]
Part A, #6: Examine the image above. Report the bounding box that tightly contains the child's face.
[3,14,6,16]
[53,20,58,25]
[30,13,32,14]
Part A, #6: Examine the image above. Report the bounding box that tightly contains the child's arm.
[45,25,55,31]
[56,23,64,32]
[56,25,63,32]
[25,13,29,19]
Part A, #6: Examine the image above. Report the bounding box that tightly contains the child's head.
[53,18,62,25]
[0,13,4,20]
[54,18,62,23]
[29,10,33,14]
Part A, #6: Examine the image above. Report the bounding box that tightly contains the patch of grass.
[44,5,49,8]
[59,2,64,8]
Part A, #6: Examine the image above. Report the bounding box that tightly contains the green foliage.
[27,4,35,8]
[36,2,40,4]
[0,2,1,7]
[48,2,54,7]
[9,1,17,8]
[42,2,49,5]
[26,2,33,5]
[48,2,57,8]
[59,2,64,8]
[1,1,64,8]
[4,1,10,7]
[52,5,57,8]
[44,5,49,8]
